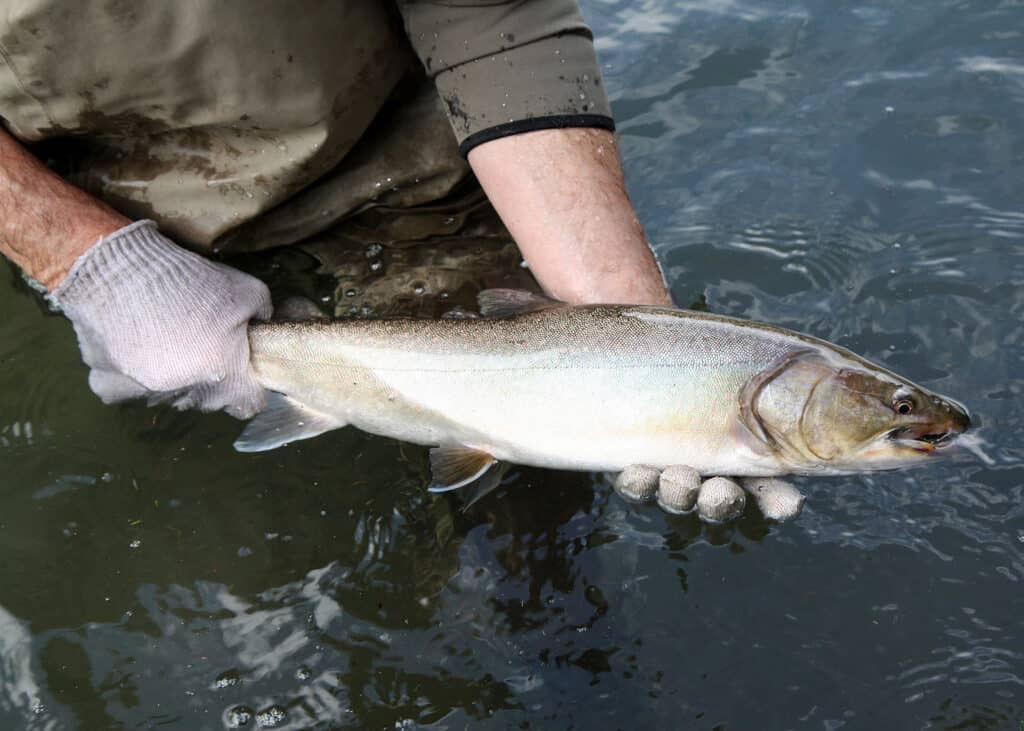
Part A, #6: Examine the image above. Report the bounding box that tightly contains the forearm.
[0,127,129,290]
[468,128,671,307]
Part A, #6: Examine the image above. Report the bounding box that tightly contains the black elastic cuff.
[459,114,615,157]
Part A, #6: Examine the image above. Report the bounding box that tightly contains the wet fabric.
[0,0,611,254]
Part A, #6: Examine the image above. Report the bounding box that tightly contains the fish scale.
[237,290,969,488]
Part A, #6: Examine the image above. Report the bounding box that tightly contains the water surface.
[2,1,1023,728]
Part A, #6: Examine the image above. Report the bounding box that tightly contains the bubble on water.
[225,706,254,728]
[101,472,114,483]
[345,289,357,298]
[255,705,287,727]
[295,666,312,681]
[413,283,426,295]
[237,546,253,558]
[129,539,141,549]
[885,105,895,113]
[366,243,383,257]
[214,670,241,689]
[369,259,383,272]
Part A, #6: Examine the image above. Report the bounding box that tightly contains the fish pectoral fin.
[428,446,498,492]
[233,392,345,452]
[477,288,563,318]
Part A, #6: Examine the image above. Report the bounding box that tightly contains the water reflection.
[1,0,1024,728]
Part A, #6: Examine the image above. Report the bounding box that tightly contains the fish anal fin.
[477,288,562,318]
[234,392,344,452]
[428,446,497,492]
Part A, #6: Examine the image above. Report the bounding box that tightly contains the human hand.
[613,465,805,522]
[49,221,272,418]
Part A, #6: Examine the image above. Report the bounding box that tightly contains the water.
[2,1,1023,728]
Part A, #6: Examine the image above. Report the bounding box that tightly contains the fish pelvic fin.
[428,446,498,492]
[477,288,562,318]
[234,392,345,452]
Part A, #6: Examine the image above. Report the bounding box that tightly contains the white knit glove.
[49,220,272,419]
[613,465,805,522]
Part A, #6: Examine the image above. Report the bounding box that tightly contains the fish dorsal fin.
[428,446,497,492]
[477,288,562,318]
[234,392,345,452]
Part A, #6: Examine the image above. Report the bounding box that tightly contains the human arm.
[395,0,671,306]
[0,127,128,289]
[0,127,271,417]
[468,127,670,306]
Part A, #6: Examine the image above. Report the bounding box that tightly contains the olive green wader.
[0,1,613,315]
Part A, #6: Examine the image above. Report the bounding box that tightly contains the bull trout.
[236,289,970,490]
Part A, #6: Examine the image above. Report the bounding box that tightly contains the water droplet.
[129,539,141,549]
[413,283,426,295]
[369,259,383,272]
[885,106,895,113]
[345,289,357,298]
[226,706,254,728]
[295,666,312,681]
[214,670,241,689]
[255,706,287,727]
[237,546,253,558]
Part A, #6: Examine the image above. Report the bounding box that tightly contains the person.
[0,1,799,521]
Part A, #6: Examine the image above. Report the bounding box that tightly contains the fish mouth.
[886,424,962,453]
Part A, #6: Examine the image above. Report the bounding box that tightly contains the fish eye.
[895,399,913,415]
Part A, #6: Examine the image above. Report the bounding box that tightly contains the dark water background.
[2,1,1023,728]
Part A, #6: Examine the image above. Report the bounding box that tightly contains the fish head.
[743,350,970,474]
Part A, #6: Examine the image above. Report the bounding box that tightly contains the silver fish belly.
[243,304,807,476]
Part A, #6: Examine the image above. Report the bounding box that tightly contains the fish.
[235,289,971,490]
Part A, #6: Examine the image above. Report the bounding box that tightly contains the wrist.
[39,206,131,291]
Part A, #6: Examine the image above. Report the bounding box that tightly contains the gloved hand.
[49,220,272,419]
[613,465,805,523]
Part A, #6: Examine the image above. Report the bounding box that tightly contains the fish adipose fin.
[234,392,345,452]
[477,289,562,318]
[428,446,497,492]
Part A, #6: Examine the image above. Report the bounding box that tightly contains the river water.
[1,1,1022,729]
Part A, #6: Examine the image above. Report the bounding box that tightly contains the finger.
[88,369,150,403]
[739,478,805,521]
[696,477,746,524]
[188,375,266,419]
[613,464,660,503]
[656,465,701,514]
